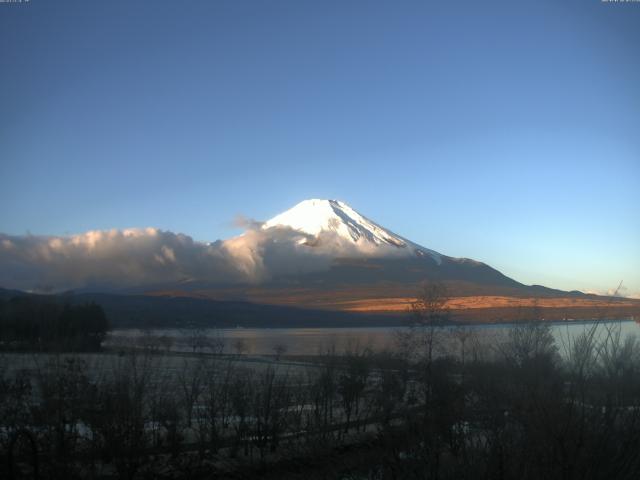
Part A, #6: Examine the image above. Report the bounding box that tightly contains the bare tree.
[84,351,155,480]
[158,334,174,353]
[272,343,287,361]
[233,338,248,356]
[229,370,253,458]
[251,366,290,459]
[503,322,557,367]
[209,328,226,355]
[35,355,90,475]
[450,324,475,368]
[179,358,206,428]
[409,281,450,365]
[200,359,235,454]
[186,328,211,355]
[338,347,370,433]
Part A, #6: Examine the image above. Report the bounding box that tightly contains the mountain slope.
[144,199,550,309]
[256,199,522,290]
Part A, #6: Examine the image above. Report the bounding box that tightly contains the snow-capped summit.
[263,199,442,263]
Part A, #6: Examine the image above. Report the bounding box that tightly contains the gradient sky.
[1,0,639,296]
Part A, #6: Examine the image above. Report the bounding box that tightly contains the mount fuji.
[257,199,519,286]
[262,199,443,263]
[153,199,638,321]
[3,198,638,325]
[148,199,536,309]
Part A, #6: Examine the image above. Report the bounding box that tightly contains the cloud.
[0,228,244,292]
[232,214,264,230]
[608,285,640,300]
[0,222,409,292]
[609,285,628,297]
[584,285,639,299]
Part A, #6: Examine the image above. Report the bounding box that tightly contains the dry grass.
[147,286,640,321]
[337,295,640,312]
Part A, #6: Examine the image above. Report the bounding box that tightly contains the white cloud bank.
[0,228,234,292]
[584,285,640,300]
[0,223,408,292]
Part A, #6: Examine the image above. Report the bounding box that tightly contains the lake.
[108,319,640,356]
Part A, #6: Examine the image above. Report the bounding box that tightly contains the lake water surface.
[109,319,640,356]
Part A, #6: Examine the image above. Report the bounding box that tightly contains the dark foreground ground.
[3,319,640,479]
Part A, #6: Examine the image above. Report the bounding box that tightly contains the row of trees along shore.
[0,295,109,351]
[1,284,639,479]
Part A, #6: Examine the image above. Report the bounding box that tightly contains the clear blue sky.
[1,0,638,296]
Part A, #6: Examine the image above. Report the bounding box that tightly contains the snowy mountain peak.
[264,199,403,246]
[262,199,442,263]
